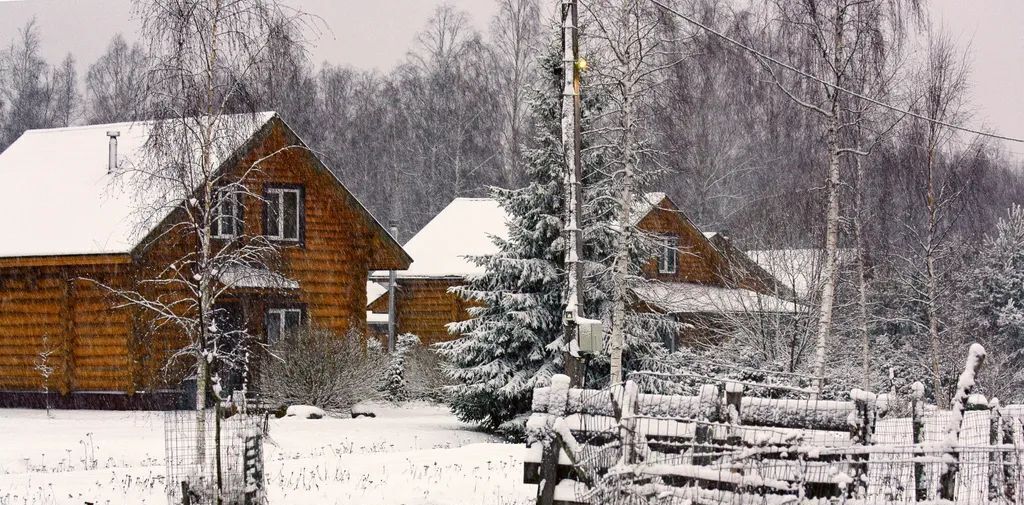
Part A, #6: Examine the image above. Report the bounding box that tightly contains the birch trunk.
[925,140,945,407]
[810,8,846,396]
[609,92,635,386]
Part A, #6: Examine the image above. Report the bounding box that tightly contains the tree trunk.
[854,153,871,389]
[810,8,846,396]
[925,141,946,408]
[811,109,842,395]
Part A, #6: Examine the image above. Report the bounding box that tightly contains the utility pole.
[387,220,399,352]
[561,0,584,387]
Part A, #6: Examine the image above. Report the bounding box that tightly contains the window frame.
[211,187,244,239]
[265,305,305,345]
[658,236,678,274]
[263,184,305,244]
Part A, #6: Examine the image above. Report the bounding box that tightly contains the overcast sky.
[0,0,1021,156]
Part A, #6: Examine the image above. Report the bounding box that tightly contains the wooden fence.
[524,354,1022,504]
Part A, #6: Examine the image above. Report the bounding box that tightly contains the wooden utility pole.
[560,0,584,387]
[387,220,399,352]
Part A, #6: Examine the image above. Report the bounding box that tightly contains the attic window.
[659,237,678,274]
[212,188,243,239]
[265,186,303,242]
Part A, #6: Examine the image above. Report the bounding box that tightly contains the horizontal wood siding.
[394,279,468,345]
[0,265,132,393]
[636,202,730,285]
[0,117,402,398]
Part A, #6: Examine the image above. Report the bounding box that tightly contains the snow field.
[0,403,533,505]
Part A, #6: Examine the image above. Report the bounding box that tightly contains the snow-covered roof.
[367,281,387,306]
[218,264,299,290]
[382,194,693,280]
[378,198,510,279]
[367,311,389,325]
[630,192,667,225]
[633,281,803,315]
[744,248,854,299]
[0,112,276,258]
[745,249,821,298]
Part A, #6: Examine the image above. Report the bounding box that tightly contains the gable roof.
[0,112,274,258]
[379,198,509,279]
[379,193,725,280]
[0,112,409,268]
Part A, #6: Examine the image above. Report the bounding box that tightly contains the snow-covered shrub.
[382,334,450,403]
[260,326,385,414]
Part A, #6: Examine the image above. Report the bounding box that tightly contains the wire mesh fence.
[526,373,1024,505]
[164,408,268,505]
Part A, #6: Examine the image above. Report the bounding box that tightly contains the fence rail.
[525,347,1024,504]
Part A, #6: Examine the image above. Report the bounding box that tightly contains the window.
[212,188,243,239]
[265,186,303,242]
[659,237,678,274]
[266,307,303,344]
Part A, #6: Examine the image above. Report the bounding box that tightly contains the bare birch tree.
[489,0,541,186]
[584,0,673,384]
[911,31,978,407]
[759,0,919,393]
[85,34,151,124]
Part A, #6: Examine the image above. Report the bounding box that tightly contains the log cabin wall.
[392,279,470,346]
[0,117,407,407]
[0,260,134,395]
[132,119,393,389]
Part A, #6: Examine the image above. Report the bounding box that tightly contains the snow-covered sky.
[0,0,1021,156]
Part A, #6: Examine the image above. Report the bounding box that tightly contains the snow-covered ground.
[0,403,533,505]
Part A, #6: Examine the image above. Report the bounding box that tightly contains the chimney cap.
[106,130,120,138]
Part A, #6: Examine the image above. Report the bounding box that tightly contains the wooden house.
[369,194,799,347]
[0,112,410,408]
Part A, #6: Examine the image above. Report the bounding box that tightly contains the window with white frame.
[265,186,302,242]
[212,188,243,239]
[266,307,303,344]
[659,236,678,274]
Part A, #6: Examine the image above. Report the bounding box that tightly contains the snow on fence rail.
[525,345,1024,505]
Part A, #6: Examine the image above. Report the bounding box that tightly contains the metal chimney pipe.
[387,220,399,352]
[106,131,120,174]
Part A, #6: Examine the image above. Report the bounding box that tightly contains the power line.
[649,0,1024,144]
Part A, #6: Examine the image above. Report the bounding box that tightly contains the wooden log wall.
[392,279,469,345]
[0,117,407,398]
[0,264,133,393]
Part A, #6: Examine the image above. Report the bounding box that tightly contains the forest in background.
[2,0,1024,405]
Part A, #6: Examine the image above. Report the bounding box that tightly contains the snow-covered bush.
[382,334,450,403]
[260,326,385,414]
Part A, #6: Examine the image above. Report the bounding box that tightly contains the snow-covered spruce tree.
[970,204,1024,401]
[438,42,578,434]
[382,333,420,403]
[439,32,672,434]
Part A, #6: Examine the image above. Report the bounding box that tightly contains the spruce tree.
[438,35,673,434]
[970,204,1024,395]
[438,40,599,433]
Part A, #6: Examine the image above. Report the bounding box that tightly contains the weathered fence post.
[536,374,572,505]
[693,384,720,466]
[939,343,987,501]
[724,381,743,447]
[615,380,640,466]
[848,389,875,498]
[910,381,927,501]
[990,398,1005,501]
